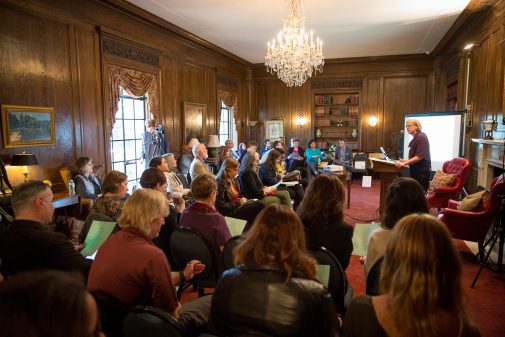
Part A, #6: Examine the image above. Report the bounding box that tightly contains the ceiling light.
[265,0,324,87]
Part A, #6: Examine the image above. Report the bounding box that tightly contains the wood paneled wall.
[0,0,251,183]
[253,56,434,152]
[432,0,505,191]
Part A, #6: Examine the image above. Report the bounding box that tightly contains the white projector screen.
[403,112,464,172]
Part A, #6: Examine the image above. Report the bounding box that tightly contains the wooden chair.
[123,305,184,337]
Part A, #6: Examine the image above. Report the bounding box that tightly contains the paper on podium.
[352,222,380,256]
[316,264,330,288]
[225,216,247,237]
[80,220,116,257]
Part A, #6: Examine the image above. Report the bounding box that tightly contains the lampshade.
[207,135,220,148]
[11,153,39,166]
[187,138,200,148]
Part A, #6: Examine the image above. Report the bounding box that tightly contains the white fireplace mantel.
[471,138,505,188]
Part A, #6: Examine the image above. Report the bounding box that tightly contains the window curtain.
[107,64,159,134]
[218,90,238,130]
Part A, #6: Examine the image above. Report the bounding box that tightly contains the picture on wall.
[265,119,284,140]
[183,102,206,144]
[1,104,55,148]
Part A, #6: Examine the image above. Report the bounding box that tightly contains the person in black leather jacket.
[211,204,337,337]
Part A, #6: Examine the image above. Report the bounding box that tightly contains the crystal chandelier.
[265,0,324,87]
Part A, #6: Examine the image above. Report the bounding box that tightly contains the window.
[219,101,237,145]
[111,88,147,192]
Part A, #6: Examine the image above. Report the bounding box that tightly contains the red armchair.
[439,174,505,258]
[427,157,471,209]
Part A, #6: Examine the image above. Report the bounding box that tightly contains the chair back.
[427,157,471,209]
[308,246,347,314]
[352,152,369,174]
[223,235,244,270]
[60,166,72,192]
[169,227,220,291]
[480,174,505,218]
[123,305,184,337]
[366,257,384,296]
[78,212,114,244]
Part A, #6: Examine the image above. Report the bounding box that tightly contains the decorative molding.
[311,78,363,89]
[217,73,238,88]
[102,36,160,67]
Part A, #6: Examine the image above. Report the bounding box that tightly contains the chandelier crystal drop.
[265,0,324,87]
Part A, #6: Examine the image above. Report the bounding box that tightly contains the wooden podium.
[369,158,407,214]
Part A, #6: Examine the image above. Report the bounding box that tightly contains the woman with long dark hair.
[211,205,337,337]
[345,214,480,337]
[259,150,304,209]
[364,177,429,278]
[238,152,291,207]
[297,174,353,270]
[215,158,265,229]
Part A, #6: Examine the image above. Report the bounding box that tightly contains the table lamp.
[207,135,220,159]
[11,152,39,182]
[187,137,200,149]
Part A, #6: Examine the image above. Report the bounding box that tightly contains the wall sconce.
[296,113,306,128]
[368,113,378,128]
[247,120,258,141]
[11,152,39,182]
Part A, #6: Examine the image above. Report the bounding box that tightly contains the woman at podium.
[395,118,431,190]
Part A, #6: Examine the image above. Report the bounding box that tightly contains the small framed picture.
[1,104,55,148]
[265,120,284,140]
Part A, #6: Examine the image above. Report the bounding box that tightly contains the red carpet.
[344,178,505,337]
[182,177,505,336]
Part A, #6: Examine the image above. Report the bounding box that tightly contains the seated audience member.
[90,171,128,221]
[259,150,304,209]
[238,152,291,207]
[88,189,209,334]
[179,144,194,177]
[180,174,231,254]
[364,177,429,278]
[239,141,258,165]
[261,138,272,156]
[237,142,247,161]
[297,174,353,270]
[344,214,481,337]
[215,158,265,229]
[287,138,305,173]
[190,143,213,180]
[0,181,91,277]
[225,139,239,160]
[216,145,231,172]
[162,153,190,196]
[139,168,184,266]
[305,139,322,180]
[333,138,353,168]
[0,270,104,337]
[74,156,102,199]
[211,205,337,337]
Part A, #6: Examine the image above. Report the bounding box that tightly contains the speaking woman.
[395,118,431,191]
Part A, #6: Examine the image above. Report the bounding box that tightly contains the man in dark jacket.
[0,180,91,277]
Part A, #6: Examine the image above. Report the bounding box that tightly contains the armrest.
[440,207,486,218]
[447,199,460,209]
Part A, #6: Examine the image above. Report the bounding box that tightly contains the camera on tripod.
[151,125,164,145]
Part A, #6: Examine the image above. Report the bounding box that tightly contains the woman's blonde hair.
[234,204,317,280]
[380,213,468,337]
[406,118,422,131]
[118,189,169,239]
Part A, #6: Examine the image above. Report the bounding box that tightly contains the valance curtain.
[218,90,238,130]
[107,64,159,134]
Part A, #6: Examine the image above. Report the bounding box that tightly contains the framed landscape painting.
[1,105,55,148]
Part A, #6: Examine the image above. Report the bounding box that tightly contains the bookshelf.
[313,92,360,150]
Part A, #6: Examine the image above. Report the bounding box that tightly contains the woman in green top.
[305,139,321,181]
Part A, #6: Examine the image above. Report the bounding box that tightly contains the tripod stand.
[471,195,505,288]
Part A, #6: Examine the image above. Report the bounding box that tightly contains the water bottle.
[69,180,76,195]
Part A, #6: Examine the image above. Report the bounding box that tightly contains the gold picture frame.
[183,102,206,144]
[1,104,55,148]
